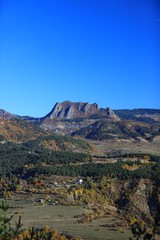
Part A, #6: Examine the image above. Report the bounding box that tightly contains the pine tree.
[0,194,23,240]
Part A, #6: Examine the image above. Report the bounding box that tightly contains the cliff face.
[111,179,159,224]
[45,101,120,121]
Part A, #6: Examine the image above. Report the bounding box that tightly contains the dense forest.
[0,139,160,183]
[0,140,91,177]
[23,160,160,182]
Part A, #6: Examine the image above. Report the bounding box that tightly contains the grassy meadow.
[5,194,132,240]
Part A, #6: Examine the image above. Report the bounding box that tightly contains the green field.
[5,194,132,240]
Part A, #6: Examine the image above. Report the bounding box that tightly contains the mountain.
[40,102,160,140]
[0,117,47,143]
[1,102,160,142]
[114,109,160,123]
[1,103,160,124]
[44,101,120,120]
[0,110,98,154]
[71,119,160,141]
[0,109,18,119]
[40,101,120,134]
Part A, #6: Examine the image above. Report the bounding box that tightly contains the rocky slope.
[0,109,18,119]
[44,101,120,120]
[110,179,160,224]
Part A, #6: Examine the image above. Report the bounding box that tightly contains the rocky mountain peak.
[45,101,120,120]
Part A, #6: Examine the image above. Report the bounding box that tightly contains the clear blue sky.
[0,0,160,117]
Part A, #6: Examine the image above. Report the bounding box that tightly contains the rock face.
[113,179,159,223]
[45,101,120,121]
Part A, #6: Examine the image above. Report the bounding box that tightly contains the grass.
[3,194,132,240]
[90,139,160,156]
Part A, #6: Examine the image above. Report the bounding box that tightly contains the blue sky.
[0,0,160,117]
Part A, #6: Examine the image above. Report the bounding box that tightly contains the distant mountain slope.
[114,109,160,123]
[0,116,96,154]
[0,109,40,124]
[0,109,18,119]
[0,117,47,142]
[71,119,160,141]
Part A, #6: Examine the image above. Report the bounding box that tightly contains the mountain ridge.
[114,108,160,123]
[1,101,160,122]
[1,101,160,142]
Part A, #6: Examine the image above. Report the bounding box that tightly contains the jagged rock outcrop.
[45,101,120,121]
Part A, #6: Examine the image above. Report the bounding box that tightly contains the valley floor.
[5,193,132,240]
